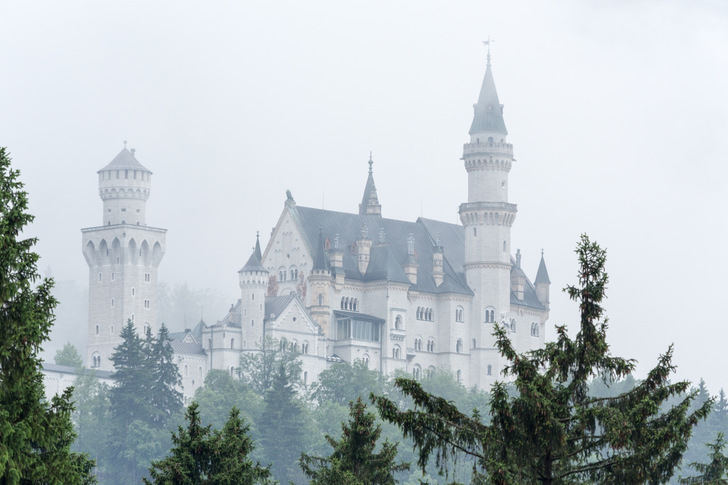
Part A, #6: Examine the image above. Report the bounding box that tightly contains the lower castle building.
[78,50,550,399]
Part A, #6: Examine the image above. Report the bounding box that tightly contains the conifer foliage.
[145,402,273,484]
[373,235,711,484]
[0,148,95,483]
[680,432,728,484]
[300,397,409,484]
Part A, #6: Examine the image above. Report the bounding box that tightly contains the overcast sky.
[2,1,727,392]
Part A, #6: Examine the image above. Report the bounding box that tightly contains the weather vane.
[483,36,494,65]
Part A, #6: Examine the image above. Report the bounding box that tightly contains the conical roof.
[535,253,551,285]
[239,234,267,273]
[99,146,151,173]
[359,155,381,216]
[469,60,508,135]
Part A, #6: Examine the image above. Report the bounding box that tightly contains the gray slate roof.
[289,206,545,310]
[265,294,296,320]
[535,254,551,284]
[469,61,508,135]
[240,235,267,273]
[99,147,151,173]
[170,340,206,356]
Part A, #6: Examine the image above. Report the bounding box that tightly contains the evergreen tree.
[145,402,273,484]
[72,372,111,479]
[149,324,183,427]
[309,359,388,406]
[259,363,307,483]
[373,235,711,484]
[54,341,83,368]
[680,432,728,484]
[301,397,409,484]
[0,147,95,483]
[239,337,302,396]
[194,369,263,431]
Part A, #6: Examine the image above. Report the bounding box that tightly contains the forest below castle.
[3,144,728,484]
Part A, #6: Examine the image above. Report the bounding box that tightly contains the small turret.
[403,234,418,285]
[432,236,444,287]
[309,229,332,336]
[356,224,372,275]
[239,233,268,349]
[511,249,525,301]
[535,250,551,310]
[358,154,382,216]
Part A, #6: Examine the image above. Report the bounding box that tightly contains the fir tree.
[145,402,273,484]
[0,147,95,483]
[239,336,302,395]
[372,235,711,484]
[54,341,83,368]
[680,432,728,484]
[259,363,307,483]
[148,324,183,427]
[301,397,409,484]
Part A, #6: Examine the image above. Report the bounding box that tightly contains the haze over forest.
[1,1,727,393]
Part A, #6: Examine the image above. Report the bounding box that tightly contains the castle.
[81,51,550,398]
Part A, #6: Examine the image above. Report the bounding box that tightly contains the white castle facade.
[81,53,550,399]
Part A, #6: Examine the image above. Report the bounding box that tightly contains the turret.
[403,234,418,285]
[356,224,372,275]
[309,229,332,335]
[359,154,382,216]
[238,233,268,349]
[511,249,525,301]
[534,251,551,310]
[97,142,153,226]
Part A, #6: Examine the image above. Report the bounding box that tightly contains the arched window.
[230,338,235,349]
[414,337,422,352]
[303,371,308,385]
[510,319,517,333]
[362,354,370,365]
[95,324,99,336]
[230,367,235,376]
[503,241,507,252]
[487,365,492,375]
[291,340,299,353]
[485,307,495,323]
[395,315,402,330]
[184,364,189,377]
[317,293,323,306]
[455,306,464,322]
[456,339,463,353]
[91,352,100,368]
[279,338,287,351]
[472,338,477,349]
[412,365,421,380]
[456,370,462,383]
[392,345,401,360]
[427,338,435,352]
[427,366,436,379]
[531,322,539,337]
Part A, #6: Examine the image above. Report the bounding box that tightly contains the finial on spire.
[123,140,127,149]
[368,151,373,174]
[483,36,494,67]
[541,248,544,256]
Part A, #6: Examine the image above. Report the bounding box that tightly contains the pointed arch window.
[485,307,495,323]
[456,339,463,353]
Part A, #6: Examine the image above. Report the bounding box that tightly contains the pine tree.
[148,324,183,427]
[301,396,409,484]
[0,147,96,483]
[680,432,728,484]
[54,341,83,368]
[145,402,273,484]
[373,235,711,484]
[259,363,307,483]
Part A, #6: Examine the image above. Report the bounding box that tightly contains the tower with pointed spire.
[458,45,518,386]
[359,153,382,216]
[239,233,268,352]
[82,144,167,371]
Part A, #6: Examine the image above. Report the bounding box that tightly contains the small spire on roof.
[123,140,127,148]
[483,36,494,67]
[368,151,373,174]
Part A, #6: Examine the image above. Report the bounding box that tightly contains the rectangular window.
[111,272,115,281]
[144,273,151,282]
[98,273,102,282]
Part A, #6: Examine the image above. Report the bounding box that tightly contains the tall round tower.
[459,49,517,352]
[238,233,268,351]
[82,144,167,371]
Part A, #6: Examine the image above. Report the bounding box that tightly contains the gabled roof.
[265,294,297,320]
[469,60,508,135]
[99,147,151,173]
[169,340,206,356]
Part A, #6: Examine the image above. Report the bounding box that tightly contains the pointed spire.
[239,232,267,273]
[469,43,508,136]
[359,153,382,216]
[312,227,330,272]
[535,250,551,285]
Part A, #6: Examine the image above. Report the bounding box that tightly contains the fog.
[2,1,727,392]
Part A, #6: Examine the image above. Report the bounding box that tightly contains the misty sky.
[2,1,727,393]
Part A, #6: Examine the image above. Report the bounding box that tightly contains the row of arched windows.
[341,297,359,311]
[531,322,540,337]
[416,307,433,321]
[411,365,437,380]
[455,306,464,322]
[278,337,310,354]
[484,307,495,323]
[277,266,299,282]
[413,337,437,353]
